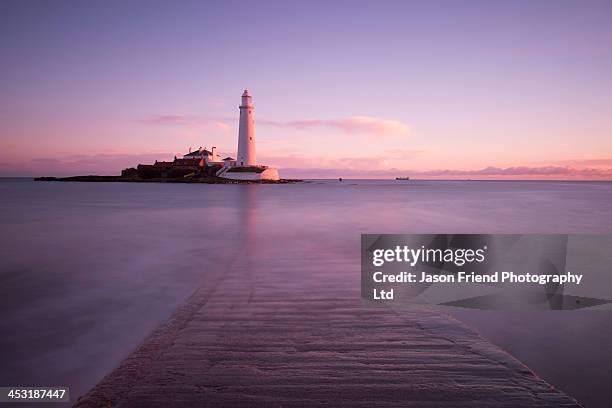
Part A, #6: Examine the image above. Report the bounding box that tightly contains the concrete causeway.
[74,242,582,407]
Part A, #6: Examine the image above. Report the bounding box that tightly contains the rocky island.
[34,175,300,184]
[34,154,300,184]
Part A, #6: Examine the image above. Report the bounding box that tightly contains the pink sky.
[1,1,611,179]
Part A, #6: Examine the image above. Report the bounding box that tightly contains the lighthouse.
[237,89,256,166]
[216,89,279,181]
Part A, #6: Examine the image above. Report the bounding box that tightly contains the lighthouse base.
[217,166,280,181]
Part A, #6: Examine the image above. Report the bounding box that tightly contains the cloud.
[139,114,410,139]
[548,158,612,167]
[138,115,202,126]
[31,158,60,163]
[2,153,177,177]
[258,150,423,170]
[257,151,612,179]
[215,121,230,131]
[275,164,612,180]
[417,166,612,177]
[258,116,410,136]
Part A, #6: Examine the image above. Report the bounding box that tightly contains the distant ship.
[395,176,410,180]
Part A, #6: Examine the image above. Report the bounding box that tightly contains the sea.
[0,178,611,407]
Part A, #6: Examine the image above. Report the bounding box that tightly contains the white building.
[183,147,223,165]
[217,90,280,181]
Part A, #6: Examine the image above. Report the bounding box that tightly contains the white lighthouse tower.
[216,89,280,181]
[237,89,256,166]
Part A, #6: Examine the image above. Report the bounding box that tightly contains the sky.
[1,0,611,179]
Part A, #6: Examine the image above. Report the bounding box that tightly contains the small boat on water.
[395,176,410,180]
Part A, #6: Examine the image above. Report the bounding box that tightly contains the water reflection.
[0,179,611,406]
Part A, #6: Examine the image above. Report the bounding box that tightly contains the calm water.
[1,178,611,407]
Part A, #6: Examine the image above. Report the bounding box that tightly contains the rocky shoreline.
[34,175,301,184]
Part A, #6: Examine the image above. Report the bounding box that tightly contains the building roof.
[184,149,212,157]
[153,161,173,168]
